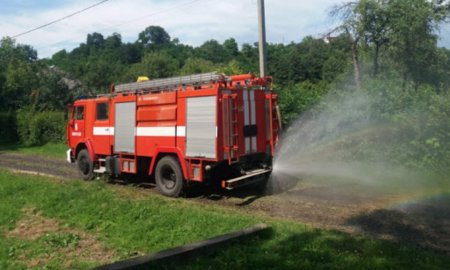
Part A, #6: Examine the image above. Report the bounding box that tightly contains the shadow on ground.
[159,226,450,270]
[346,193,450,254]
[185,171,301,205]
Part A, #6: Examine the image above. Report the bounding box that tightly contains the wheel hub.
[162,166,176,189]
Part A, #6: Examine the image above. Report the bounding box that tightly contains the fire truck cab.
[67,72,280,197]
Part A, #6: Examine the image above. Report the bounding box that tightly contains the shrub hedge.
[16,110,66,146]
[0,111,17,143]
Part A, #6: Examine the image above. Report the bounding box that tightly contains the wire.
[34,0,209,55]
[12,0,111,38]
[113,0,204,28]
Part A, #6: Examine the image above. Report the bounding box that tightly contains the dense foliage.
[16,110,66,146]
[0,0,449,172]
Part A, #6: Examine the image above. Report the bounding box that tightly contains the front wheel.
[155,156,184,197]
[77,149,94,180]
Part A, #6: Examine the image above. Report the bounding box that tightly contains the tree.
[105,32,122,49]
[2,61,38,109]
[120,43,143,64]
[0,38,39,109]
[331,0,450,86]
[277,81,329,125]
[223,38,239,58]
[197,40,226,63]
[138,26,171,46]
[218,59,245,75]
[356,0,390,76]
[180,57,215,75]
[82,57,119,93]
[331,2,363,88]
[274,37,330,84]
[0,37,37,64]
[31,68,71,111]
[239,43,258,73]
[123,51,179,81]
[385,0,449,86]
[86,32,105,51]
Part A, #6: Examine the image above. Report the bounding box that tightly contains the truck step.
[94,167,107,174]
[221,169,271,190]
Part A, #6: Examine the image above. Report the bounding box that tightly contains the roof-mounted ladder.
[114,72,225,93]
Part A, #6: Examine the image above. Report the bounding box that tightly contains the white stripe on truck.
[250,90,257,152]
[93,127,114,136]
[93,126,187,137]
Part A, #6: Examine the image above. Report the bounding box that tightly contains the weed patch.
[4,206,116,269]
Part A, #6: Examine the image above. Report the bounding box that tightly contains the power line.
[112,0,204,28]
[12,0,111,38]
[34,0,209,55]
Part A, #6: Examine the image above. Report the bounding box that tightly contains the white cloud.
[1,0,448,58]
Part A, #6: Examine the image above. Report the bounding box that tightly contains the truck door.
[92,101,111,155]
[69,105,85,146]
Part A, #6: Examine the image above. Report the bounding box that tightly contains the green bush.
[278,81,329,125]
[277,76,450,175]
[361,79,450,172]
[323,77,450,174]
[0,111,17,143]
[17,110,66,146]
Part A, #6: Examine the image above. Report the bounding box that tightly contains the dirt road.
[0,151,448,254]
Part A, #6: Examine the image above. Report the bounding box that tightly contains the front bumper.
[66,149,74,163]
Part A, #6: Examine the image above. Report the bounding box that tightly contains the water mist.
[270,85,448,199]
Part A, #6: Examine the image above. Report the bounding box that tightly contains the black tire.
[155,156,184,197]
[77,149,94,180]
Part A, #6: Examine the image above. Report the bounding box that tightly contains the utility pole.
[257,0,267,77]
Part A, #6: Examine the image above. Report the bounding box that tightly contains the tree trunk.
[351,40,361,89]
[373,44,380,77]
[346,28,361,89]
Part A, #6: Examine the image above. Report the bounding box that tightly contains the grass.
[0,170,256,269]
[0,170,449,269]
[0,143,67,159]
[178,224,449,270]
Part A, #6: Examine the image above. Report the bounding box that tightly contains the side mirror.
[65,105,73,123]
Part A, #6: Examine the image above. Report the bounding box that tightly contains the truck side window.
[96,103,109,120]
[76,106,84,120]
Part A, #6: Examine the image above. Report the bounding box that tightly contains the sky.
[1,0,449,59]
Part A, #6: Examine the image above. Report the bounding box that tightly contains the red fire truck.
[66,72,280,197]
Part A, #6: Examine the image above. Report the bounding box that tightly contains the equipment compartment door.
[186,96,216,159]
[114,102,136,153]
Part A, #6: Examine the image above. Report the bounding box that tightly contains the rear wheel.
[155,156,184,197]
[77,149,94,180]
